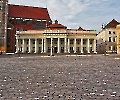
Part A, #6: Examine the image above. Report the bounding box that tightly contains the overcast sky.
[9,0,120,32]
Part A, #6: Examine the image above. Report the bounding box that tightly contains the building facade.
[97,19,120,54]
[116,24,120,54]
[15,20,97,55]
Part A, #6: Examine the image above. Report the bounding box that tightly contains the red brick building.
[7,4,52,53]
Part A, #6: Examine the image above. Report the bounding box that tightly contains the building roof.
[8,4,51,20]
[47,20,67,29]
[78,26,86,31]
[104,19,120,29]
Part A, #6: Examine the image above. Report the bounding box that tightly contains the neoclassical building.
[15,20,97,55]
[97,19,120,54]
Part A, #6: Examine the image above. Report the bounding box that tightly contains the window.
[21,40,22,44]
[109,46,111,50]
[70,40,73,44]
[27,40,29,44]
[109,37,111,42]
[113,37,116,42]
[27,47,29,51]
[113,31,115,34]
[83,39,86,44]
[109,31,111,34]
[39,40,41,44]
[33,40,35,44]
[90,40,93,44]
[113,46,116,50]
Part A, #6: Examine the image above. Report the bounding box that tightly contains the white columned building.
[15,21,97,55]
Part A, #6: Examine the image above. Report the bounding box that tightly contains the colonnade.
[16,38,97,55]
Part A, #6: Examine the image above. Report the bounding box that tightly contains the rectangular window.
[21,40,22,44]
[39,40,41,44]
[27,40,29,44]
[83,39,86,44]
[109,46,111,50]
[27,47,29,51]
[113,37,116,42]
[90,40,92,44]
[109,31,111,34]
[109,37,111,42]
[113,31,115,34]
[33,40,35,44]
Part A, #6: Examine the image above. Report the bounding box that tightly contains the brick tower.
[0,0,8,53]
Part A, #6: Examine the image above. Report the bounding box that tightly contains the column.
[68,38,70,53]
[87,38,90,53]
[74,38,76,53]
[57,38,60,53]
[94,39,97,53]
[16,39,19,53]
[29,39,31,53]
[22,39,25,53]
[51,38,53,55]
[81,38,83,53]
[64,38,67,53]
[35,39,38,53]
[41,38,44,53]
[44,38,46,53]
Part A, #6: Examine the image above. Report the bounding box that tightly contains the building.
[97,19,120,54]
[116,24,120,54]
[15,20,97,55]
[0,0,52,53]
[0,0,8,53]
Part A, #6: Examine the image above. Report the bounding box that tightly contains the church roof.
[104,19,120,29]
[8,4,51,20]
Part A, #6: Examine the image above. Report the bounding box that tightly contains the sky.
[9,0,120,32]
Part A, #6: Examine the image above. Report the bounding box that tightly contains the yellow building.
[97,19,120,54]
[15,20,97,55]
[116,24,120,54]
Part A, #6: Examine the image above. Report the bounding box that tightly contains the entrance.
[54,47,57,53]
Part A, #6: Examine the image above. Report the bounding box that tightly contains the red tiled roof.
[8,4,51,20]
[104,19,120,28]
[47,20,67,29]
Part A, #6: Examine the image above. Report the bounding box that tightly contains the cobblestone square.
[0,55,120,100]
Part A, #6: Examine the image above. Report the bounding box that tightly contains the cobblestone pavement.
[0,55,120,100]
